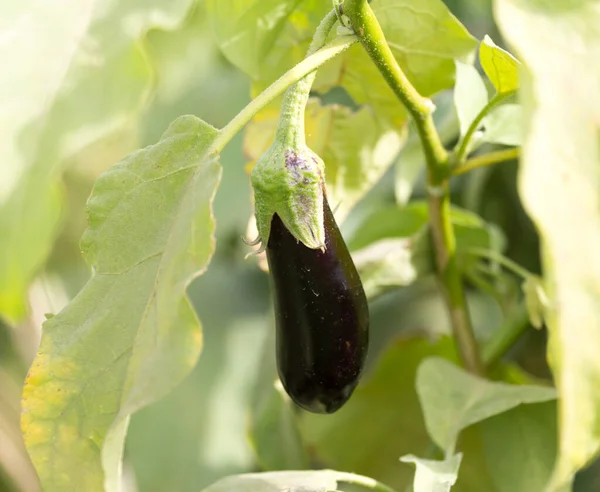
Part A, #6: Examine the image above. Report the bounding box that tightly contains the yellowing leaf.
[21,116,221,491]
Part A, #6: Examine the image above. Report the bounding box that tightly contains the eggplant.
[266,196,369,414]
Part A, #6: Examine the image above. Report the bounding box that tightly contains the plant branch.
[454,92,514,164]
[212,33,356,153]
[453,147,520,176]
[343,0,483,374]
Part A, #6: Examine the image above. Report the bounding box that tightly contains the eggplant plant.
[4,0,600,491]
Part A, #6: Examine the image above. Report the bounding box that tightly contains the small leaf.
[21,116,221,490]
[400,453,463,492]
[454,61,488,137]
[522,275,550,329]
[353,234,433,299]
[495,1,600,487]
[200,470,392,492]
[416,357,557,455]
[479,35,520,94]
[481,104,523,146]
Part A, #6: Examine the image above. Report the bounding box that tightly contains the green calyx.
[251,140,326,251]
[249,10,340,252]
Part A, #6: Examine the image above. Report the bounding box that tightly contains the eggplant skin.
[266,197,369,414]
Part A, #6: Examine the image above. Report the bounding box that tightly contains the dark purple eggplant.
[266,196,369,414]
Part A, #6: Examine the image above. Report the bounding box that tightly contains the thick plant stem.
[343,0,483,374]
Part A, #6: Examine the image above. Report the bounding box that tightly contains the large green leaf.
[244,99,404,221]
[0,0,196,322]
[210,0,476,128]
[21,116,221,491]
[205,0,330,83]
[298,338,502,492]
[480,402,557,492]
[494,1,600,489]
[322,0,478,126]
[416,357,557,456]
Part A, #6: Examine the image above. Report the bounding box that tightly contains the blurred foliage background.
[1,0,599,491]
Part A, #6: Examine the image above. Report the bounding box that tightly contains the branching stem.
[343,0,483,374]
[453,147,519,176]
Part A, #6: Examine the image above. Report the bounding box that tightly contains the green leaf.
[249,380,310,470]
[400,453,463,492]
[21,116,221,491]
[300,339,460,490]
[495,1,600,488]
[0,0,196,322]
[480,402,557,492]
[416,357,557,456]
[454,61,488,137]
[348,201,498,255]
[323,0,477,126]
[211,0,476,128]
[206,0,330,83]
[479,35,520,94]
[353,235,433,299]
[244,99,404,221]
[481,104,523,146]
[365,0,477,97]
[201,470,394,492]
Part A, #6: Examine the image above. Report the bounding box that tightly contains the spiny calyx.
[251,139,326,251]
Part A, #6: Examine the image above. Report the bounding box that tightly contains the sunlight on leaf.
[416,357,556,456]
[481,104,523,146]
[21,116,221,491]
[495,1,600,488]
[454,61,488,137]
[479,35,520,94]
[201,470,391,492]
[0,0,196,322]
[400,453,462,492]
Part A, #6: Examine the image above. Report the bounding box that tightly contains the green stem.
[468,247,532,280]
[275,10,339,146]
[482,304,530,367]
[343,0,483,374]
[454,92,514,164]
[212,33,356,153]
[453,147,520,176]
